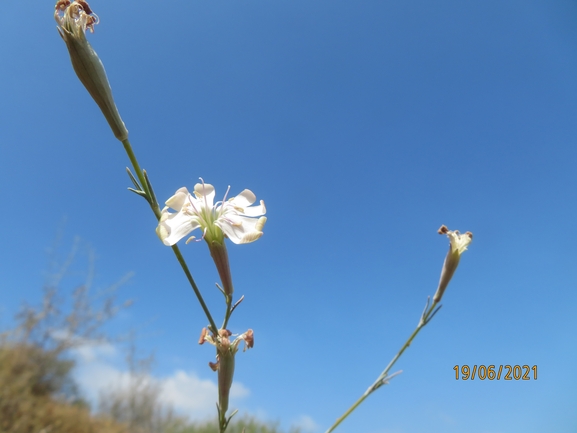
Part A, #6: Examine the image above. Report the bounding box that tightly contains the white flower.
[433,225,473,303]
[446,227,472,255]
[156,180,267,246]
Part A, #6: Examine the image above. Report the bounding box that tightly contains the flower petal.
[165,187,190,211]
[448,230,473,254]
[240,199,266,217]
[217,215,265,244]
[230,189,256,207]
[156,206,201,246]
[193,182,215,208]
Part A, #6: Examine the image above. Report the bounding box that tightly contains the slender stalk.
[324,300,440,433]
[120,137,219,335]
[221,295,233,330]
[171,244,219,335]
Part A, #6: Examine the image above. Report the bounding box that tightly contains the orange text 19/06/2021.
[453,365,538,380]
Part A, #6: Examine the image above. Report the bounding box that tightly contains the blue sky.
[1,0,577,432]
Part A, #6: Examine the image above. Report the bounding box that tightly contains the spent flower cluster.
[198,328,254,420]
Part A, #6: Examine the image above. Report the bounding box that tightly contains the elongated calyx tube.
[55,0,128,141]
[433,225,473,303]
[208,239,234,297]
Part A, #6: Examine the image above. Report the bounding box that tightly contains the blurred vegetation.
[0,340,127,433]
[97,343,189,433]
[175,418,300,433]
[0,237,296,433]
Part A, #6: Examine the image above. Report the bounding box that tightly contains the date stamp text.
[454,365,537,380]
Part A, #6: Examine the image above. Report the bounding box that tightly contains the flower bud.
[433,225,473,303]
[55,0,128,141]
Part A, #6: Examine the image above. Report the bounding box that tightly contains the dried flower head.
[55,0,128,141]
[198,327,254,417]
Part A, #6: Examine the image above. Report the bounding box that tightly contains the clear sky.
[1,1,577,432]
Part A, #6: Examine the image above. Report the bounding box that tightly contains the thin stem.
[120,138,219,335]
[324,300,440,433]
[171,244,219,335]
[221,295,233,330]
[219,409,227,433]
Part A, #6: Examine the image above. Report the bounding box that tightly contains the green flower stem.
[171,244,219,335]
[324,300,440,433]
[121,137,219,335]
[221,295,233,330]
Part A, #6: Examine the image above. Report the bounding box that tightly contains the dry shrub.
[0,237,132,433]
[0,341,127,433]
